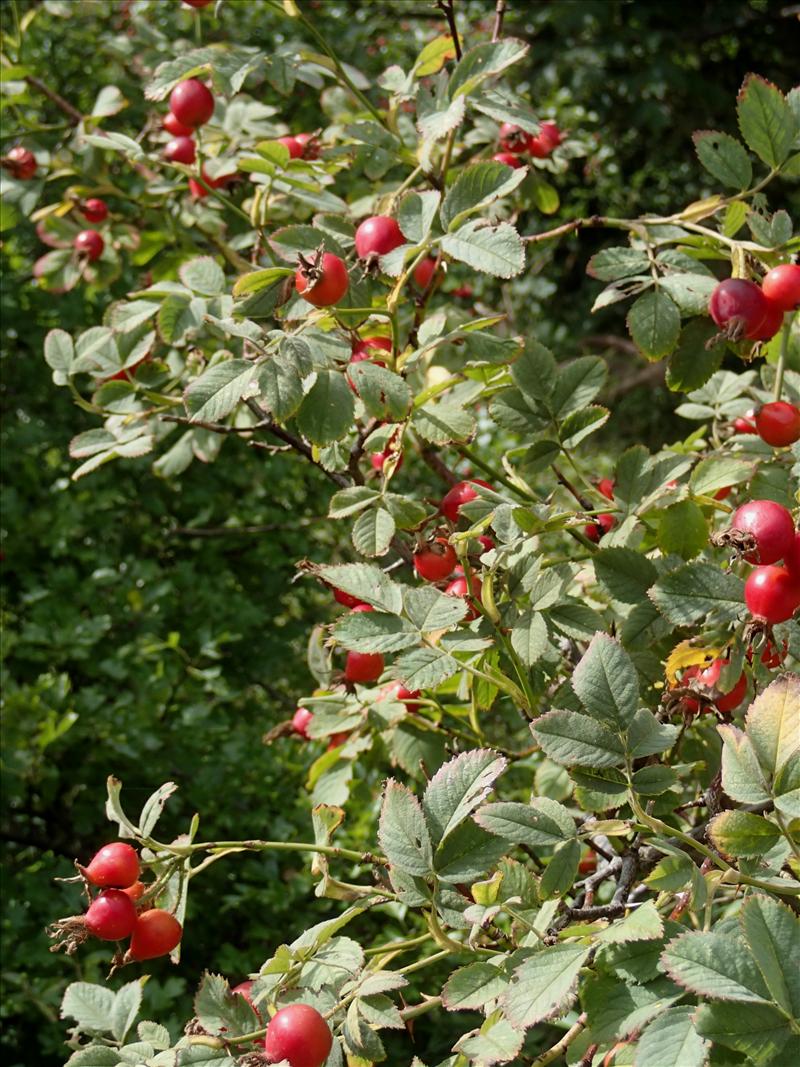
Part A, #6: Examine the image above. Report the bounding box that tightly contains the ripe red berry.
[344,651,384,684]
[295,252,349,307]
[331,587,363,609]
[294,132,320,159]
[395,684,421,708]
[122,881,146,903]
[749,298,784,341]
[729,500,795,565]
[277,136,303,159]
[85,889,138,941]
[445,575,483,619]
[351,603,373,614]
[370,449,402,473]
[163,136,196,165]
[584,513,615,543]
[163,112,194,137]
[478,535,495,552]
[327,731,349,751]
[414,539,457,582]
[750,638,788,670]
[498,122,528,154]
[232,980,257,1007]
[708,278,767,337]
[292,707,313,739]
[528,121,562,157]
[745,565,800,624]
[169,79,215,129]
[492,152,523,168]
[4,146,37,179]
[81,198,108,223]
[354,216,405,259]
[128,909,183,961]
[762,264,800,312]
[597,478,615,501]
[81,842,140,888]
[183,0,213,6]
[413,256,439,290]
[755,402,800,447]
[785,533,800,578]
[578,851,597,875]
[74,230,104,261]
[440,479,493,523]
[695,658,747,714]
[263,1003,333,1067]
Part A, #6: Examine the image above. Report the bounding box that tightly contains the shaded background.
[1,0,795,1062]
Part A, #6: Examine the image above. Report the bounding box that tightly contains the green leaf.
[423,749,507,841]
[627,709,679,758]
[329,486,379,519]
[333,612,416,655]
[348,362,412,422]
[61,983,116,1032]
[737,73,796,169]
[44,328,74,384]
[157,296,202,345]
[194,973,258,1037]
[632,764,677,795]
[572,634,640,730]
[440,219,525,279]
[179,256,226,296]
[666,319,725,392]
[693,130,753,189]
[475,796,576,847]
[351,507,395,557]
[398,190,441,244]
[740,895,800,1019]
[694,1001,792,1065]
[509,610,549,667]
[648,562,745,625]
[378,779,433,877]
[551,356,608,418]
[434,820,509,883]
[587,248,651,281]
[501,944,590,1029]
[719,724,771,806]
[661,928,771,1003]
[65,1048,122,1067]
[442,963,510,1012]
[634,1006,708,1067]
[539,837,581,898]
[659,272,718,315]
[559,405,609,448]
[453,1013,525,1066]
[594,548,658,605]
[403,586,468,632]
[708,810,782,858]
[315,562,403,614]
[296,370,355,445]
[690,456,754,497]
[449,39,529,99]
[596,900,664,944]
[184,360,256,423]
[656,500,708,560]
[440,162,527,230]
[583,974,683,1044]
[745,674,800,783]
[627,290,681,360]
[412,401,475,444]
[138,782,177,838]
[531,709,626,768]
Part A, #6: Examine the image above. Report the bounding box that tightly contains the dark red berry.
[762,264,800,312]
[370,449,402,473]
[745,565,800,624]
[498,122,528,154]
[584,513,615,542]
[163,112,194,137]
[85,889,138,941]
[81,842,140,888]
[729,500,795,564]
[295,253,349,307]
[492,152,523,168]
[183,0,213,6]
[445,575,482,619]
[755,402,800,447]
[354,216,404,259]
[440,480,493,523]
[74,230,104,261]
[294,133,320,159]
[128,909,183,961]
[122,881,146,904]
[413,257,439,290]
[528,121,561,157]
[414,539,457,582]
[749,298,784,341]
[327,731,349,751]
[708,278,767,336]
[81,198,108,223]
[277,136,303,159]
[597,478,615,501]
[332,587,363,609]
[169,79,215,129]
[292,707,313,739]
[263,1003,333,1067]
[164,136,196,165]
[4,146,37,179]
[578,851,597,875]
[733,408,757,434]
[785,533,800,578]
[344,651,384,684]
[695,658,747,714]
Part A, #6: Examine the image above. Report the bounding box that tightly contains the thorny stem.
[154,837,387,866]
[531,1013,589,1066]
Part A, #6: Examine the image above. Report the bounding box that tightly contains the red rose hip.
[163,136,196,165]
[163,112,194,137]
[128,909,183,961]
[74,230,104,261]
[762,264,800,312]
[85,889,138,941]
[414,539,457,582]
[709,278,767,336]
[4,146,37,179]
[354,216,404,259]
[695,658,747,713]
[344,651,384,684]
[440,480,493,523]
[263,1003,333,1067]
[755,402,800,447]
[81,842,140,888]
[295,252,349,307]
[292,707,313,739]
[169,79,215,129]
[729,500,795,565]
[745,565,800,624]
[81,198,108,223]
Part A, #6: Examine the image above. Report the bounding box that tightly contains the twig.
[437,0,463,60]
[531,1013,589,1067]
[492,0,507,41]
[552,464,594,512]
[244,398,351,489]
[24,75,82,124]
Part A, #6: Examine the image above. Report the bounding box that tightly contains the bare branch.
[436,0,463,60]
[492,0,507,42]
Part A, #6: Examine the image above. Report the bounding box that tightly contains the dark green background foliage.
[0,1,793,1063]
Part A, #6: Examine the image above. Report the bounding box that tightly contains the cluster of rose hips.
[290,481,494,742]
[709,264,800,343]
[492,120,563,167]
[670,500,798,715]
[231,984,333,1067]
[49,842,182,962]
[733,400,800,448]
